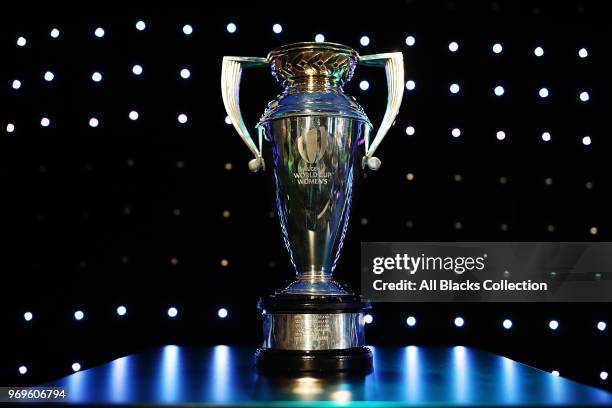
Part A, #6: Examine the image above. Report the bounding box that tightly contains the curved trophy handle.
[221,56,268,172]
[358,52,405,170]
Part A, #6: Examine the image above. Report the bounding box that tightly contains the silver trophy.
[221,42,403,372]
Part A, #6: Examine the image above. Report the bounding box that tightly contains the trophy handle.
[358,52,405,170]
[221,56,269,172]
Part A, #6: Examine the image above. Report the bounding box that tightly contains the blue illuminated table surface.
[41,346,612,407]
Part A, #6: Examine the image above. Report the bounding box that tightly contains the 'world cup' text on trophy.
[221,42,404,372]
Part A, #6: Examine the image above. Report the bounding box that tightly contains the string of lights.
[14,302,608,381]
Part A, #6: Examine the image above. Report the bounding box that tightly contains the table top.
[40,346,612,407]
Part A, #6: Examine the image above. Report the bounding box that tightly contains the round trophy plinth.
[256,294,372,373]
[255,347,372,373]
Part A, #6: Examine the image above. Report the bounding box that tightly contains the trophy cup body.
[221,42,404,372]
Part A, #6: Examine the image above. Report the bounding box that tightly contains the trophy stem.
[296,270,332,281]
[282,272,351,296]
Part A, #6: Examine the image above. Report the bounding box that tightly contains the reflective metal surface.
[260,115,366,294]
[267,42,359,89]
[258,43,372,295]
[220,56,268,172]
[220,43,405,353]
[43,346,612,406]
[262,312,365,350]
[221,43,404,295]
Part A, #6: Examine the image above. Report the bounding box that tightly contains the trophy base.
[256,293,372,373]
[255,347,372,373]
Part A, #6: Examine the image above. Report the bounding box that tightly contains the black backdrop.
[0,1,610,392]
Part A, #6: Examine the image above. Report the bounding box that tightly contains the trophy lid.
[267,42,359,86]
[258,42,371,126]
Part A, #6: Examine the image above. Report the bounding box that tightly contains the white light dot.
[449,83,460,94]
[116,305,127,316]
[590,226,598,235]
[448,41,459,52]
[132,64,143,76]
[24,312,33,321]
[405,126,415,136]
[178,114,188,124]
[182,24,193,35]
[74,310,84,321]
[541,132,551,142]
[552,370,560,377]
[40,117,50,127]
[89,118,99,128]
[405,35,416,47]
[315,33,325,43]
[272,23,282,34]
[360,36,370,46]
[582,136,592,146]
[17,36,27,47]
[19,366,27,375]
[135,20,146,31]
[44,71,55,82]
[406,316,417,327]
[579,91,590,102]
[91,72,102,82]
[129,111,139,121]
[12,79,21,90]
[405,80,416,91]
[224,116,232,125]
[578,48,588,58]
[451,128,461,138]
[601,371,609,380]
[180,68,191,79]
[364,314,373,324]
[503,319,513,329]
[167,307,178,318]
[597,321,607,331]
[218,308,228,318]
[454,317,464,327]
[359,80,370,91]
[496,130,506,141]
[539,87,549,98]
[94,27,105,38]
[72,362,81,372]
[548,320,559,330]
[534,46,544,57]
[50,28,60,38]
[492,43,503,54]
[494,85,505,96]
[6,123,15,133]
[226,23,237,33]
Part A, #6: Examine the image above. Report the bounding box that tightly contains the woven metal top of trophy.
[267,42,359,86]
